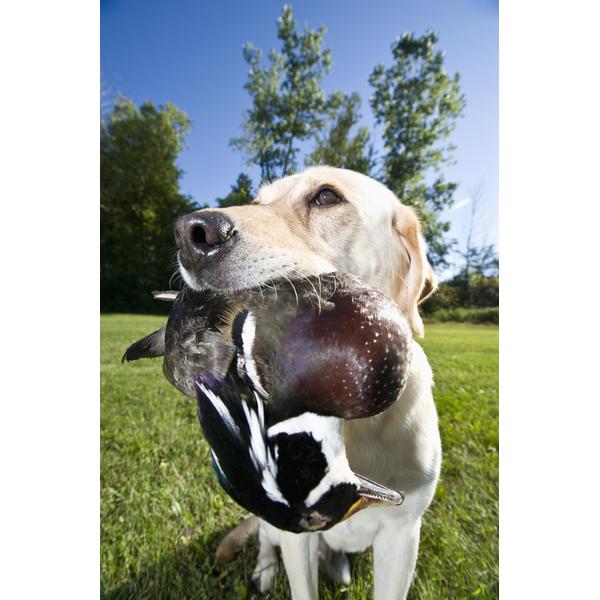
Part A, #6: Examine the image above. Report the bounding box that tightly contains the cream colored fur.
[180,166,441,600]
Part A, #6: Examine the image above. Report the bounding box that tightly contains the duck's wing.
[161,288,238,398]
[122,327,166,362]
[194,371,287,514]
[121,289,177,362]
[230,310,269,398]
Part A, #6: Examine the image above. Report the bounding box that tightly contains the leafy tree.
[101,97,194,311]
[421,272,498,313]
[231,5,336,181]
[459,244,499,279]
[305,92,376,175]
[216,173,254,207]
[456,183,498,279]
[369,30,466,268]
[470,273,499,307]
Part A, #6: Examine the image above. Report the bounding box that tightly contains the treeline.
[423,275,499,324]
[101,5,497,315]
[101,100,197,312]
[425,232,499,323]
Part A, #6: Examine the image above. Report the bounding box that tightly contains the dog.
[176,166,441,600]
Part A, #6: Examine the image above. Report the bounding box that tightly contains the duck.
[123,272,413,533]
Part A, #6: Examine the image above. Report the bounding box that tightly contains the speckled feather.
[124,273,413,423]
[123,273,412,532]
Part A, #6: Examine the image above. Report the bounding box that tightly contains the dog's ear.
[391,204,437,337]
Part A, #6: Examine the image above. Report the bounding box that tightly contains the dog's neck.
[341,341,437,491]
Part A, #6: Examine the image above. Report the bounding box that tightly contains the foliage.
[232,21,467,267]
[449,272,499,308]
[369,31,466,268]
[231,5,337,182]
[422,274,499,318]
[456,184,498,283]
[424,306,499,325]
[459,244,499,279]
[101,316,498,599]
[421,282,461,314]
[469,273,499,307]
[101,97,195,312]
[215,173,254,208]
[305,92,376,175]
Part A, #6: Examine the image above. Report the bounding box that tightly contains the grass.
[101,316,498,599]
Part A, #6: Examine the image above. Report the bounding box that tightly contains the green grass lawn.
[101,316,498,599]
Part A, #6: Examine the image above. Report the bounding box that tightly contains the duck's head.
[196,374,404,534]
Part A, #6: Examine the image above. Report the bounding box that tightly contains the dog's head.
[175,166,436,336]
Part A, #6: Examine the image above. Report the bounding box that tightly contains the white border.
[2,0,600,597]
[0,1,99,597]
[501,1,600,597]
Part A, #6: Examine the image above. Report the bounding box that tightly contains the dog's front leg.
[280,531,319,600]
[373,517,421,600]
[252,525,279,593]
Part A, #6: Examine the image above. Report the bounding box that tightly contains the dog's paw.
[252,559,279,593]
[323,548,351,586]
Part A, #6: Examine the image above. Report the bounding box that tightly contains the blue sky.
[101,0,498,271]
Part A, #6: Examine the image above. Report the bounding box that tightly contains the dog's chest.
[322,504,409,553]
[341,342,440,492]
[342,403,437,494]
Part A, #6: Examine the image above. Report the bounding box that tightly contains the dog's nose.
[175,211,237,260]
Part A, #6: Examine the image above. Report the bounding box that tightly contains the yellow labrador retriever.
[175,166,440,600]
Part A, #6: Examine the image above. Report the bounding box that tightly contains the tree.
[369,30,466,268]
[458,183,498,279]
[101,97,194,311]
[442,183,499,307]
[460,245,499,278]
[100,73,113,118]
[215,173,255,207]
[231,5,336,182]
[305,92,376,175]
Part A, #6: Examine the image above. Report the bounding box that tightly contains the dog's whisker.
[274,269,300,307]
[169,269,181,289]
[257,281,265,303]
[154,167,442,597]
[290,267,322,313]
[262,278,279,303]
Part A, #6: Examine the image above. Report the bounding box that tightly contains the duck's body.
[124,273,413,532]
[126,273,412,418]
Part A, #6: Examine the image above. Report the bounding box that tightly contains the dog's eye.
[312,189,342,207]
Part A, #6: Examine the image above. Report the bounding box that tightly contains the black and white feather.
[124,273,412,532]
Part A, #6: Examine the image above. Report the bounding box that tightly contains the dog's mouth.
[174,207,338,294]
[177,256,243,293]
[177,255,321,295]
[177,247,337,294]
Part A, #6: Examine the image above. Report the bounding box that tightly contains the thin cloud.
[449,197,472,212]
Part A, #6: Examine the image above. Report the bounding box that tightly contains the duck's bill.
[356,474,405,505]
[342,474,405,521]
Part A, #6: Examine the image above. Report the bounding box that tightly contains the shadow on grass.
[102,525,255,600]
[102,525,366,600]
